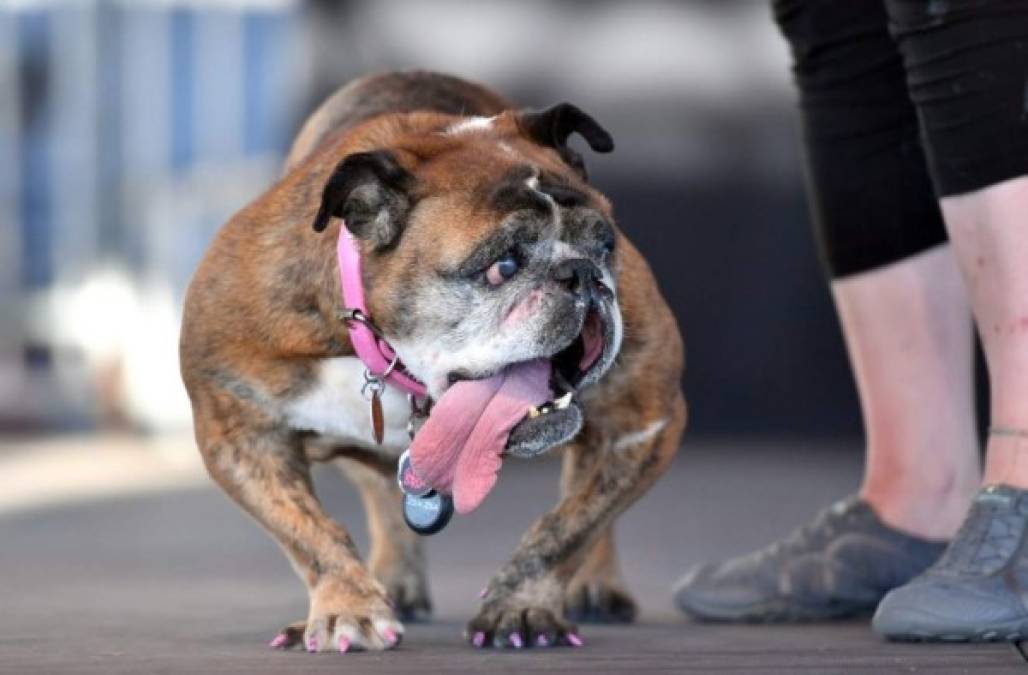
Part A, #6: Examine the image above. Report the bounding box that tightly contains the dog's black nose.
[553,258,600,296]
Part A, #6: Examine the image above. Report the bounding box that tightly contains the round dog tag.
[397,449,433,497]
[402,491,454,536]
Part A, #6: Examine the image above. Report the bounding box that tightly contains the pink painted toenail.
[384,628,398,645]
[338,637,350,653]
[479,587,488,598]
[536,635,549,647]
[472,631,486,648]
[509,632,523,649]
[306,637,318,653]
[567,633,584,647]
[269,634,288,649]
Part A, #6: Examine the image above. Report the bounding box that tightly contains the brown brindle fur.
[180,71,685,651]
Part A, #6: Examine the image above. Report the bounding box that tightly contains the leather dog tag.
[370,390,385,445]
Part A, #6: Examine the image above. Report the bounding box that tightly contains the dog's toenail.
[509,632,523,648]
[567,633,584,647]
[306,638,318,652]
[472,631,485,648]
[536,635,549,647]
[383,628,398,645]
[338,637,350,653]
[269,634,289,649]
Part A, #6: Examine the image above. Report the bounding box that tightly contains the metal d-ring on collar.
[339,307,400,399]
[361,354,400,401]
[338,308,384,340]
[341,309,386,395]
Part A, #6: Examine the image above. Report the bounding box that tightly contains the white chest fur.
[284,357,410,451]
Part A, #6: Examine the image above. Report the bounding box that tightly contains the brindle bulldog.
[179,70,685,652]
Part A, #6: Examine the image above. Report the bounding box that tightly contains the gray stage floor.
[1,439,1024,674]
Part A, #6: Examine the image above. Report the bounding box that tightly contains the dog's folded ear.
[517,103,614,179]
[311,150,414,248]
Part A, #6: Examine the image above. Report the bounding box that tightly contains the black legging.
[773,0,1028,278]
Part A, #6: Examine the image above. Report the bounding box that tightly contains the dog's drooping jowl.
[180,71,685,652]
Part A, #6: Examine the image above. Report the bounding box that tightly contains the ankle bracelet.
[988,426,1028,439]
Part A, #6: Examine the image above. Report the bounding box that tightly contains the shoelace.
[932,491,1028,576]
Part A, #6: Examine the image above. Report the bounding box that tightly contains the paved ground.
[1,437,1024,673]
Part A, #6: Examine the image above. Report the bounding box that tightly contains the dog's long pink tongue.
[410,359,552,514]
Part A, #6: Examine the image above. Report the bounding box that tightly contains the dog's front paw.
[466,582,583,649]
[269,577,403,653]
[466,603,582,649]
[564,577,637,624]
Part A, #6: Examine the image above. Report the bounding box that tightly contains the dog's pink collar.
[337,223,428,397]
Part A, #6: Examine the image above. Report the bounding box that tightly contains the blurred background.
[2,0,867,443]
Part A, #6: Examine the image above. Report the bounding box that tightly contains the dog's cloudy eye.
[486,255,519,286]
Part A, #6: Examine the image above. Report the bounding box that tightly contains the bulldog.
[179,70,685,652]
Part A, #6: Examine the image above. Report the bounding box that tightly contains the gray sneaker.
[873,484,1028,641]
[674,496,946,622]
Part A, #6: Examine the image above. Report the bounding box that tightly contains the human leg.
[870,0,1028,641]
[675,0,968,621]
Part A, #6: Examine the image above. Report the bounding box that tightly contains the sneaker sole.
[882,622,1028,643]
[676,590,875,624]
[874,597,1028,642]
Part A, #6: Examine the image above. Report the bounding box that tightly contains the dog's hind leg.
[563,527,637,624]
[335,457,433,621]
[560,444,638,624]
